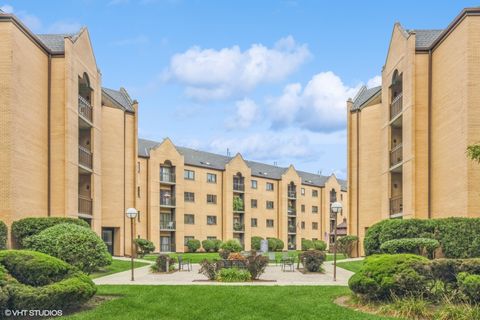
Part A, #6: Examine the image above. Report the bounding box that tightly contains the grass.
[90,259,150,279]
[65,285,393,320]
[144,252,347,263]
[337,260,364,273]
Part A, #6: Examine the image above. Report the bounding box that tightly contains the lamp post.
[330,201,343,282]
[126,207,138,281]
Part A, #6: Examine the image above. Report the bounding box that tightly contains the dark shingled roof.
[102,87,135,112]
[351,85,382,111]
[410,29,444,50]
[138,138,347,190]
[36,32,80,54]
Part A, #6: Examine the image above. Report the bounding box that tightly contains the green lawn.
[144,252,347,263]
[90,259,150,279]
[337,260,364,273]
[65,285,393,320]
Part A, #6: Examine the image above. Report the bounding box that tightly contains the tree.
[467,144,480,163]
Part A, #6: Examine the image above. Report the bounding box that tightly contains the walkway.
[94,258,359,286]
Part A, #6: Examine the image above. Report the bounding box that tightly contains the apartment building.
[136,138,347,253]
[0,12,138,255]
[347,8,480,256]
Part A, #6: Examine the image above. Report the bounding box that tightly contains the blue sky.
[2,1,478,178]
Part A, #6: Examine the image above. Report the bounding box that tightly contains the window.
[301,188,305,195]
[184,169,195,180]
[207,215,217,225]
[184,214,195,224]
[184,192,195,202]
[251,218,258,227]
[266,219,274,228]
[207,194,217,204]
[301,204,305,213]
[312,190,318,197]
[251,199,258,208]
[312,222,318,230]
[251,180,258,189]
[207,173,217,183]
[266,182,274,191]
[207,236,217,240]
[266,201,274,209]
[137,186,141,198]
[137,211,141,222]
[341,193,343,201]
[301,221,305,229]
[312,206,318,214]
[184,236,194,245]
[137,161,140,173]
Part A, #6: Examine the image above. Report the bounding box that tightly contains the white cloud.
[268,72,380,132]
[367,75,381,88]
[166,36,311,100]
[226,98,260,129]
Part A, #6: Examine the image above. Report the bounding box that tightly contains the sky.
[1,1,478,178]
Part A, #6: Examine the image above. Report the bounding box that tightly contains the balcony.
[288,225,296,233]
[233,181,245,192]
[78,95,93,123]
[390,195,403,217]
[78,145,93,170]
[160,221,176,231]
[160,243,175,252]
[390,144,403,168]
[288,207,296,216]
[78,195,92,216]
[390,92,403,120]
[288,190,297,199]
[160,196,176,207]
[160,172,176,184]
[233,222,245,232]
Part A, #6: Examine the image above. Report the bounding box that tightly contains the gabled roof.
[138,138,347,189]
[36,32,81,54]
[409,29,443,50]
[102,87,136,113]
[351,85,382,111]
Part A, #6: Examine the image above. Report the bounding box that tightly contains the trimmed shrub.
[457,272,480,303]
[212,239,222,252]
[364,218,480,258]
[380,238,439,258]
[0,250,96,310]
[251,236,263,251]
[220,239,243,253]
[275,238,284,251]
[216,268,251,282]
[337,235,358,257]
[246,254,268,280]
[23,223,111,274]
[299,250,326,272]
[202,239,215,252]
[134,238,155,257]
[301,239,314,251]
[313,240,327,251]
[267,238,278,251]
[11,217,90,248]
[186,239,201,252]
[0,221,7,250]
[151,254,176,272]
[349,254,430,300]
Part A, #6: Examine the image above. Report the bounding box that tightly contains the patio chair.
[177,255,192,271]
[282,257,295,272]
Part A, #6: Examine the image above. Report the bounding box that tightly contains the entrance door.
[102,228,114,255]
[160,236,171,252]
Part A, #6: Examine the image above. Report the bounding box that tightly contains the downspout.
[356,111,360,254]
[427,50,432,219]
[123,113,126,255]
[146,158,150,240]
[47,54,52,216]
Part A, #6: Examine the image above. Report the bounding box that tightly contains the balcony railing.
[160,171,176,183]
[390,92,403,120]
[160,196,176,207]
[233,223,245,232]
[288,207,296,216]
[78,195,92,215]
[390,144,403,167]
[233,180,245,192]
[288,190,297,199]
[78,95,93,122]
[288,225,296,233]
[160,243,175,252]
[78,145,93,169]
[390,195,403,216]
[160,221,176,230]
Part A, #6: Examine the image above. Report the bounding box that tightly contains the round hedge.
[23,223,111,274]
[251,236,263,250]
[380,238,439,257]
[0,221,7,250]
[0,250,96,310]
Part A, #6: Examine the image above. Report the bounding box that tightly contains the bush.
[349,254,430,300]
[0,221,7,250]
[198,259,220,280]
[299,250,326,272]
[23,223,111,274]
[227,252,246,261]
[216,268,251,282]
[267,238,278,251]
[11,217,90,248]
[134,238,155,257]
[0,250,96,310]
[275,238,284,251]
[364,218,480,258]
[212,239,222,252]
[251,236,263,250]
[202,240,215,252]
[246,254,268,280]
[313,240,327,251]
[220,239,243,253]
[151,254,176,272]
[337,235,358,258]
[186,239,201,252]
[380,238,439,258]
[301,239,314,251]
[458,272,480,303]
